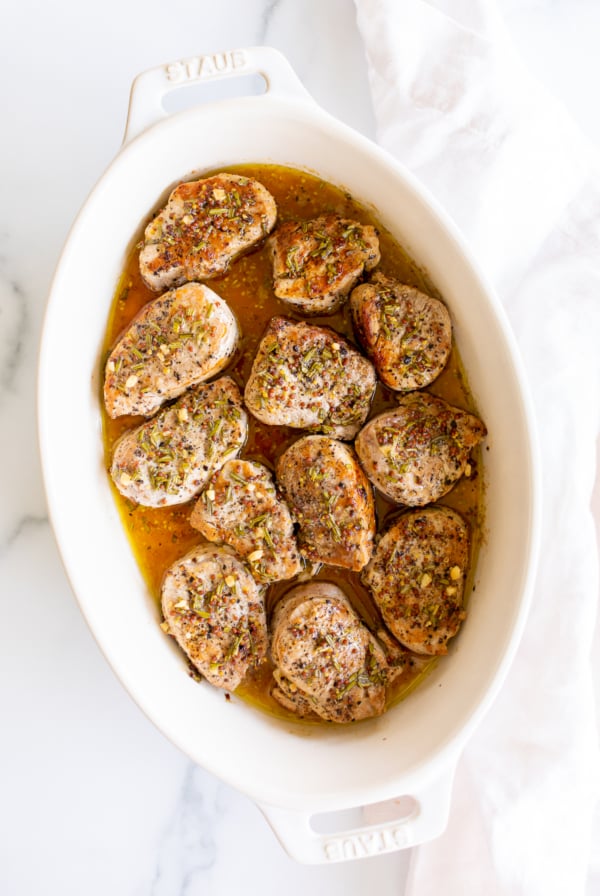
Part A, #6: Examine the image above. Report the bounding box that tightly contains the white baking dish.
[38,47,541,863]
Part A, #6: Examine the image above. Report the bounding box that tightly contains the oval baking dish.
[38,47,541,863]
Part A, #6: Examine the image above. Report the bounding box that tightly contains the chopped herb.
[228,471,247,485]
[327,514,342,542]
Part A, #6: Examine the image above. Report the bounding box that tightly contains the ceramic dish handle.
[123,46,312,145]
[258,765,456,864]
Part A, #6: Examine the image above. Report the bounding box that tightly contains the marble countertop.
[1,1,598,894]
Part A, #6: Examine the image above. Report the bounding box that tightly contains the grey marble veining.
[0,252,49,547]
[258,0,282,43]
[1,513,48,557]
[0,275,28,399]
[151,765,221,895]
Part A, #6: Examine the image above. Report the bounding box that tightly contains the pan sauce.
[102,163,485,721]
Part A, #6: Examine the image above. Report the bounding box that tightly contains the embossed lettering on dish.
[323,826,409,861]
[166,51,246,83]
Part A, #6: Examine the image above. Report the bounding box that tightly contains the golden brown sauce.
[102,164,485,722]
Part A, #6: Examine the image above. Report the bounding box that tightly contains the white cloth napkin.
[353,1,600,893]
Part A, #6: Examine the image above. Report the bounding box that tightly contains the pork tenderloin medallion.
[362,507,470,655]
[268,214,380,314]
[161,544,267,691]
[190,459,302,584]
[104,282,239,419]
[244,316,376,440]
[355,392,486,506]
[270,583,388,722]
[276,435,375,571]
[350,271,452,390]
[110,376,247,507]
[139,173,277,291]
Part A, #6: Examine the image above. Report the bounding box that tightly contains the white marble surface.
[1,1,598,894]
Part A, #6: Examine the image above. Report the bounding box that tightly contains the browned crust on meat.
[140,173,277,290]
[276,435,376,571]
[350,272,452,390]
[103,282,239,418]
[110,377,247,507]
[355,393,487,506]
[269,583,388,722]
[268,215,380,314]
[362,507,470,655]
[161,544,267,691]
[244,316,376,439]
[190,459,302,584]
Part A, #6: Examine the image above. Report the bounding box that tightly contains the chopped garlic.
[246,482,256,492]
[450,566,461,581]
[119,472,132,486]
[446,586,458,597]
[464,463,472,478]
[420,573,432,588]
[178,408,189,423]
[213,188,226,200]
[107,360,116,373]
[206,489,216,501]
[248,549,263,563]
[159,621,170,633]
[182,214,194,225]
[125,374,138,389]
[225,575,236,587]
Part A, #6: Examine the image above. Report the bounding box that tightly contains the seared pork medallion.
[362,507,470,655]
[190,459,302,584]
[161,544,267,691]
[110,377,247,507]
[139,173,277,291]
[268,214,380,314]
[276,435,375,571]
[270,583,388,722]
[350,272,452,390]
[104,283,239,418]
[355,393,487,506]
[244,316,376,440]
